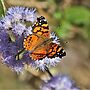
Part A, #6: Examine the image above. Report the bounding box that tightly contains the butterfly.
[23,16,66,60]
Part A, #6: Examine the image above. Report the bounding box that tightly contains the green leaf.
[64,6,90,26]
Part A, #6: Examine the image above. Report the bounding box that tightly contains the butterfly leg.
[15,48,25,60]
[45,66,53,78]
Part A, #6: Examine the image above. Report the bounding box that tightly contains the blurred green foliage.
[64,6,90,26]
[54,6,90,39]
[55,21,72,39]
[53,10,62,20]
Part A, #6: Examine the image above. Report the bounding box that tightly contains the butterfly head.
[37,16,48,26]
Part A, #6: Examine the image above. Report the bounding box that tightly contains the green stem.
[0,0,6,15]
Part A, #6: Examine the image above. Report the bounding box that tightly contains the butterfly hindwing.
[30,43,66,60]
[47,43,66,58]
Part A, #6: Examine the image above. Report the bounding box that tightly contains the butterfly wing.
[30,43,66,60]
[32,16,50,38]
[23,34,45,51]
[47,43,66,58]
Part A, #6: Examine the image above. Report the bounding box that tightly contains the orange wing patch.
[30,46,47,60]
[23,34,44,51]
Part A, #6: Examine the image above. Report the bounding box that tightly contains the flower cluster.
[0,6,65,72]
[0,6,36,73]
[1,6,36,36]
[41,74,80,90]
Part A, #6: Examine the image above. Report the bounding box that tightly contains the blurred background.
[0,0,90,90]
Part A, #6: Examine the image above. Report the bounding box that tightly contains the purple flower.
[1,41,32,73]
[0,30,10,43]
[23,8,37,22]
[1,6,36,37]
[12,22,26,36]
[3,55,24,73]
[14,35,24,50]
[7,6,36,23]
[31,57,61,71]
[1,16,12,29]
[0,30,11,52]
[0,29,32,72]
[7,6,25,22]
[0,20,4,30]
[1,42,24,73]
[0,6,36,72]
[41,74,80,90]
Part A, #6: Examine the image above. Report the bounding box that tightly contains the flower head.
[23,8,37,22]
[0,30,11,52]
[1,6,36,37]
[7,6,25,22]
[12,22,26,36]
[0,31,32,73]
[2,16,12,30]
[41,74,79,90]
[0,6,37,72]
[31,57,61,71]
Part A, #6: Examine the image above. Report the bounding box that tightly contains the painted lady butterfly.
[23,16,66,60]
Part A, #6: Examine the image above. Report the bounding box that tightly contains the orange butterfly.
[23,16,66,60]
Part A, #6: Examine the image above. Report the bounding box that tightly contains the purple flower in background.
[41,74,79,90]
